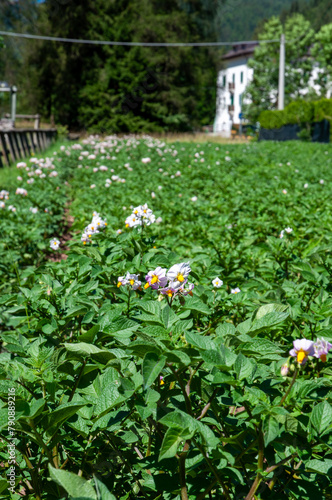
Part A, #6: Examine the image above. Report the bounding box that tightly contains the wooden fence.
[0,129,57,167]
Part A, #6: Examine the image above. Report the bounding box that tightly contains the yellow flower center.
[297,350,306,364]
[130,279,135,285]
[144,282,150,289]
[117,282,122,287]
[177,273,185,282]
[160,379,165,386]
[151,275,158,284]
[320,354,327,363]
[125,224,129,228]
[167,290,173,297]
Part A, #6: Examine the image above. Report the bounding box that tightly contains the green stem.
[278,368,298,406]
[245,427,264,500]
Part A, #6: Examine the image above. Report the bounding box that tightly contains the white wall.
[214,56,253,136]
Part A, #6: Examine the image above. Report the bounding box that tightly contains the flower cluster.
[144,262,194,298]
[81,212,107,244]
[15,188,28,196]
[117,273,141,290]
[0,190,9,200]
[125,204,155,228]
[289,337,332,366]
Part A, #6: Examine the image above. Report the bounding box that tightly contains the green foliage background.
[0,0,297,132]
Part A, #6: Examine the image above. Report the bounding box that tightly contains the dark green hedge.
[258,99,330,130]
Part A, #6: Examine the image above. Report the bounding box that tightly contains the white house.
[214,44,257,137]
[213,43,332,137]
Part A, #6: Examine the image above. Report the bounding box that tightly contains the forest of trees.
[0,0,317,132]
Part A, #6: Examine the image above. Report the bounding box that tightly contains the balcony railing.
[228,82,235,91]
[228,105,235,113]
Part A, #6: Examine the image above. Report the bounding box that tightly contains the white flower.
[116,229,122,234]
[29,207,38,214]
[191,196,197,202]
[225,156,231,161]
[175,171,181,177]
[8,205,16,212]
[27,178,34,184]
[167,262,191,288]
[320,179,325,184]
[125,214,142,228]
[282,189,287,194]
[285,227,292,233]
[17,176,23,181]
[212,277,223,288]
[125,272,141,290]
[151,192,156,198]
[304,183,308,189]
[231,287,241,294]
[158,185,162,190]
[50,238,60,250]
[0,201,5,209]
[90,184,96,189]
[156,217,162,224]
[142,157,151,163]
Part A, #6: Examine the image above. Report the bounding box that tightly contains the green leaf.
[41,403,86,437]
[263,416,279,446]
[185,332,215,350]
[306,459,332,475]
[182,296,211,315]
[249,311,289,334]
[142,352,166,389]
[158,426,192,461]
[310,400,332,434]
[94,476,117,500]
[255,303,288,319]
[216,323,236,337]
[48,465,97,499]
[234,353,253,381]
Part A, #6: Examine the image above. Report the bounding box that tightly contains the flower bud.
[281,364,289,377]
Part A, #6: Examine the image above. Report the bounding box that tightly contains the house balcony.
[228,82,235,92]
[228,105,234,113]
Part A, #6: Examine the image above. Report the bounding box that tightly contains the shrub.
[258,110,287,129]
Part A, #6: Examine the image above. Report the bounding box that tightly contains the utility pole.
[11,86,17,125]
[278,33,285,110]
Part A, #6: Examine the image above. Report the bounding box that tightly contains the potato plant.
[1,138,332,499]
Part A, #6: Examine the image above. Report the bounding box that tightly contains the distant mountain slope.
[216,0,295,41]
[280,0,332,30]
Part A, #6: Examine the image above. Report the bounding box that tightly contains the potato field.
[1,137,332,500]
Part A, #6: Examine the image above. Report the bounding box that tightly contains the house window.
[230,94,234,106]
[232,73,235,83]
[240,71,244,83]
[223,75,226,87]
[239,93,242,105]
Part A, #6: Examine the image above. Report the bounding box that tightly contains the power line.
[0,30,282,47]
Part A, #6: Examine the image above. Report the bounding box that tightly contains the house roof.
[222,43,258,61]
